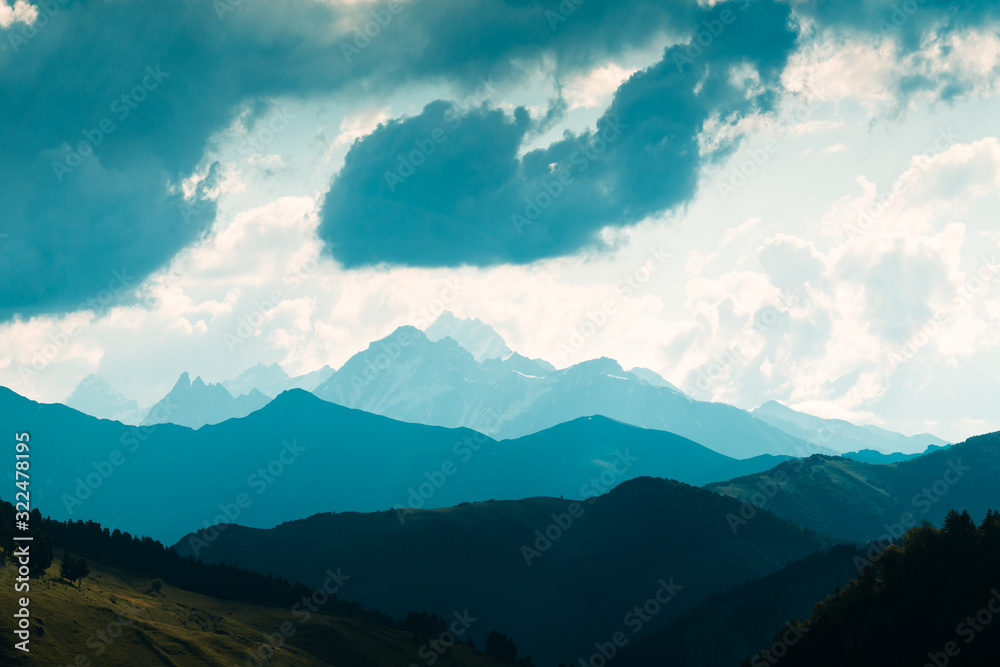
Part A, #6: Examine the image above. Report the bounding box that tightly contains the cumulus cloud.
[0,0,34,27]
[319,0,800,268]
[785,1,1000,110]
[669,136,1000,439]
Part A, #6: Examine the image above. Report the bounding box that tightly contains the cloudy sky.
[2,0,999,441]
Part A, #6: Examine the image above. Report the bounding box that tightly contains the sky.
[1,0,999,442]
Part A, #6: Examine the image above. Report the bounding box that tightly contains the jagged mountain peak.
[63,373,144,425]
[424,311,513,362]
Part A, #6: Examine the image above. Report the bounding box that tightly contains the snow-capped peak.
[424,311,513,362]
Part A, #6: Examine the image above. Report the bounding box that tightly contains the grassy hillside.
[707,431,1000,541]
[0,556,512,666]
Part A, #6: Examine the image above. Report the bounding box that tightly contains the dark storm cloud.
[319,0,801,267]
[0,0,692,319]
[3,0,996,316]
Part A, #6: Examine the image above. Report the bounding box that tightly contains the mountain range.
[59,313,946,463]
[63,373,146,424]
[140,371,271,429]
[753,400,949,455]
[707,431,1000,542]
[0,386,793,545]
[310,324,832,458]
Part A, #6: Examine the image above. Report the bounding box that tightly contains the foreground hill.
[175,477,840,664]
[0,557,515,666]
[741,509,1000,666]
[0,386,790,544]
[0,499,516,667]
[614,543,868,667]
[707,431,1000,541]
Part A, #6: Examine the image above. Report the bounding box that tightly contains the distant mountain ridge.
[753,400,948,454]
[312,326,829,458]
[0,385,793,545]
[64,374,145,425]
[841,443,951,464]
[424,310,516,362]
[54,314,946,463]
[221,361,335,398]
[141,372,270,429]
[707,431,1000,541]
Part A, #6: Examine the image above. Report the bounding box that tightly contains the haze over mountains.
[310,321,832,458]
[753,400,949,455]
[61,313,947,458]
[424,309,518,363]
[141,372,271,429]
[64,373,145,424]
[221,362,335,399]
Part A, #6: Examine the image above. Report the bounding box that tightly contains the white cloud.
[663,136,1000,440]
[563,63,637,111]
[784,26,1000,111]
[0,0,36,28]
